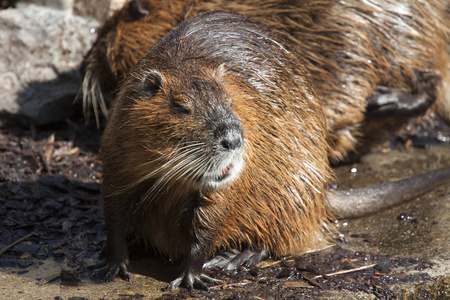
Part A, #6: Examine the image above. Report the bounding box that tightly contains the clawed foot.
[165,270,219,292]
[90,261,131,283]
[366,86,431,117]
[204,248,268,271]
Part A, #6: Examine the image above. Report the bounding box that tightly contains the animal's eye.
[171,100,191,115]
[143,71,162,97]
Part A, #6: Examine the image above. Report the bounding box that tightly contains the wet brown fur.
[434,56,450,124]
[82,0,450,162]
[188,0,450,160]
[101,11,332,262]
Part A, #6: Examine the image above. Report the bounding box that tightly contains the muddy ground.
[0,112,449,300]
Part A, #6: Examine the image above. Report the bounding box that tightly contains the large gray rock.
[0,5,99,125]
[18,0,74,11]
[72,0,112,21]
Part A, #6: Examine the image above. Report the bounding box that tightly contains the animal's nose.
[214,117,243,152]
[220,135,242,151]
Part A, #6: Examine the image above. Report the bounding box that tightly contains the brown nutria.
[93,10,450,291]
[95,10,333,290]
[81,0,450,162]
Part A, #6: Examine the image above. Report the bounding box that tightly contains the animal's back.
[82,0,450,161]
[188,0,450,159]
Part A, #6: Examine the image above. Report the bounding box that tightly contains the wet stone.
[8,242,40,255]
[52,249,66,260]
[17,260,34,268]
[60,269,81,286]
[374,260,391,273]
[42,199,64,211]
[62,220,72,232]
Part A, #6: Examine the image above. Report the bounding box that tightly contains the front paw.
[91,261,131,283]
[165,270,219,292]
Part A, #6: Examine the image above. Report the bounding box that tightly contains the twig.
[314,263,377,279]
[38,273,60,286]
[41,133,55,173]
[0,232,36,257]
[209,280,249,289]
[302,275,323,289]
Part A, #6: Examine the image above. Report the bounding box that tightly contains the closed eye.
[171,100,191,114]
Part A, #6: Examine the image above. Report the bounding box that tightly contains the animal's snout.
[220,134,242,151]
[214,120,243,152]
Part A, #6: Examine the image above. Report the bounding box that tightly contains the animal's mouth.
[215,165,232,182]
[193,152,244,191]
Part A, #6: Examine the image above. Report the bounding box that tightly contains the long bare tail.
[326,168,450,219]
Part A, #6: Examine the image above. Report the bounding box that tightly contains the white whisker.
[81,69,108,127]
[115,142,206,196]
[142,148,205,198]
[133,143,207,212]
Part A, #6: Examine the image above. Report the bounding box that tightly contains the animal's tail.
[326,167,450,219]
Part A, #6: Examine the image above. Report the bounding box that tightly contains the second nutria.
[81,0,450,163]
[93,10,450,291]
[80,0,190,124]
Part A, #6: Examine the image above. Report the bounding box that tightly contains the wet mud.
[0,113,449,299]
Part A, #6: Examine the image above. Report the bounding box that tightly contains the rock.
[109,0,127,13]
[0,5,99,126]
[60,269,80,286]
[72,0,112,21]
[17,0,73,11]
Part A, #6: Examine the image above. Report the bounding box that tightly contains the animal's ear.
[144,70,163,97]
[214,63,228,81]
[128,0,149,21]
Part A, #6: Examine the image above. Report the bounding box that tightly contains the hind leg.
[203,248,268,271]
[365,86,433,117]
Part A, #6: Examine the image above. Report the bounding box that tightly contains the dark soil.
[0,112,449,300]
[160,246,434,300]
[0,119,103,280]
